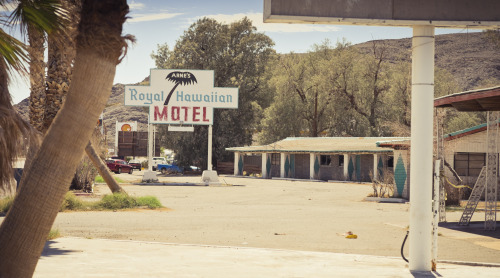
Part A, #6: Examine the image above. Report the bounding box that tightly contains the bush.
[47,229,61,240]
[98,193,137,210]
[136,196,162,209]
[0,197,14,214]
[71,158,98,192]
[60,192,84,211]
[369,168,395,198]
[95,175,126,184]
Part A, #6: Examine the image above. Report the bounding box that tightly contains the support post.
[409,25,434,272]
[261,153,268,179]
[148,120,153,170]
[280,153,286,178]
[202,124,220,184]
[432,159,441,271]
[142,115,158,182]
[485,111,499,230]
[373,154,379,181]
[234,152,240,176]
[207,124,213,171]
[343,154,349,181]
[310,153,316,180]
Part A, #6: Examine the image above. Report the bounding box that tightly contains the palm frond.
[9,0,68,36]
[0,28,27,73]
[0,58,40,189]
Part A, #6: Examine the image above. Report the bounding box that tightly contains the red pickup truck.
[106,159,134,174]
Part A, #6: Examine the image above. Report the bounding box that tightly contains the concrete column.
[409,25,434,272]
[310,153,316,179]
[373,154,379,181]
[147,120,153,171]
[261,153,268,179]
[207,125,213,170]
[280,153,286,178]
[234,152,240,176]
[343,154,349,181]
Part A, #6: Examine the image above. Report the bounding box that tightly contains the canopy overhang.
[264,0,500,28]
[434,86,500,111]
[264,0,500,29]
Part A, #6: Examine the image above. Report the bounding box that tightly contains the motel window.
[387,156,394,168]
[271,153,280,165]
[320,155,332,166]
[338,155,344,166]
[454,152,486,176]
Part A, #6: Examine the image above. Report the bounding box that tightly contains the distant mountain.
[355,32,500,90]
[14,32,500,149]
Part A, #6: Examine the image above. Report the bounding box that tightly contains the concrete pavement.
[35,237,500,278]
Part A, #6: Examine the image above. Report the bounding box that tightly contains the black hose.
[401,230,409,263]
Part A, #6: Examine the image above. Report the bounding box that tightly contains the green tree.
[257,87,305,144]
[259,40,388,140]
[151,17,275,167]
[332,40,392,136]
[0,1,130,275]
[260,47,340,139]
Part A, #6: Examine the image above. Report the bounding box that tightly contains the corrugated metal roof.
[226,137,407,154]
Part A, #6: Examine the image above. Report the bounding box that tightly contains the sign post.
[125,69,238,183]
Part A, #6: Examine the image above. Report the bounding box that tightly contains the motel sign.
[125,69,239,125]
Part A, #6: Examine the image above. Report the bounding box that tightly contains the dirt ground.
[47,171,500,264]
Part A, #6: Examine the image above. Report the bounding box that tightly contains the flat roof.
[434,86,500,111]
[264,0,500,29]
[226,137,407,154]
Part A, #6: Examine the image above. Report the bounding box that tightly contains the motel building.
[227,123,500,201]
[226,137,408,195]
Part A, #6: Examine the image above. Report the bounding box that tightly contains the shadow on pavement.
[41,241,80,257]
[439,221,500,239]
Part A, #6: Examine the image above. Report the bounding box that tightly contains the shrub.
[136,196,162,209]
[0,197,14,214]
[71,158,98,192]
[95,175,126,184]
[47,229,61,240]
[60,192,84,212]
[98,193,137,210]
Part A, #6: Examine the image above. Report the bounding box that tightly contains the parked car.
[157,162,183,174]
[128,159,142,171]
[106,159,134,174]
[152,157,167,171]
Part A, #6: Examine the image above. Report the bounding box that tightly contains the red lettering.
[171,106,180,121]
[193,107,200,122]
[154,106,168,121]
[203,107,209,122]
[181,106,189,122]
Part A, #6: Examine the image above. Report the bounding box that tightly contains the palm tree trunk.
[43,0,81,132]
[0,1,129,276]
[42,0,125,194]
[85,141,124,193]
[27,25,46,133]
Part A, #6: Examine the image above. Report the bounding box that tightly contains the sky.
[8,0,471,104]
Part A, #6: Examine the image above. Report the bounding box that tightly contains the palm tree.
[42,0,79,132]
[0,0,130,276]
[0,0,62,190]
[41,0,124,193]
[18,0,67,133]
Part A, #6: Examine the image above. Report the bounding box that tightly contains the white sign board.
[125,69,239,125]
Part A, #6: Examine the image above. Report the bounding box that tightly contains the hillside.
[355,32,500,90]
[14,32,500,149]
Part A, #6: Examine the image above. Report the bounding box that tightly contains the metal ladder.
[459,166,487,226]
